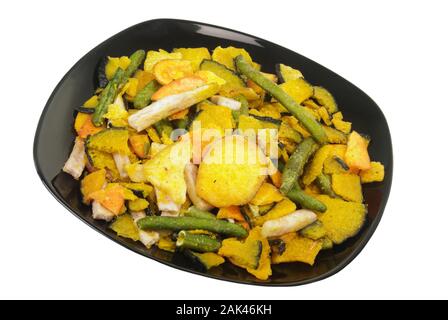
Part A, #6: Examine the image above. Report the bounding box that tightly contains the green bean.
[232,94,249,123]
[137,216,248,238]
[316,173,338,198]
[176,231,221,252]
[234,55,328,144]
[184,206,216,220]
[280,137,318,194]
[133,80,159,109]
[92,68,124,126]
[287,183,327,212]
[93,49,145,126]
[123,49,146,80]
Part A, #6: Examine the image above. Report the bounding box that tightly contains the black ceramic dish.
[33,19,393,286]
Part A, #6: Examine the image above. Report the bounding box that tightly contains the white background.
[1,0,447,300]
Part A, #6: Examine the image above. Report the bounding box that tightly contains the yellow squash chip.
[246,227,272,280]
[106,56,131,80]
[279,78,314,104]
[144,49,182,72]
[271,232,322,265]
[196,135,268,207]
[249,182,283,206]
[80,169,106,203]
[193,104,234,138]
[212,46,253,70]
[315,195,366,244]
[195,70,226,86]
[332,118,352,134]
[332,173,363,203]
[218,227,267,278]
[191,252,225,270]
[254,198,296,226]
[110,214,140,241]
[360,161,385,183]
[86,128,130,155]
[302,144,346,185]
[173,48,211,71]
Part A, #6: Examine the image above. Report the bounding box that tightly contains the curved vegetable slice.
[86,128,130,154]
[186,251,225,270]
[212,46,253,70]
[249,182,283,206]
[302,144,347,185]
[173,47,211,71]
[218,236,262,269]
[300,221,327,240]
[275,63,304,83]
[89,184,126,215]
[110,214,140,241]
[235,55,327,144]
[345,131,371,171]
[331,173,363,203]
[245,227,272,280]
[152,76,206,101]
[360,161,384,183]
[153,59,194,85]
[200,59,245,89]
[255,198,296,226]
[128,83,218,132]
[271,232,322,265]
[315,195,366,244]
[312,86,338,114]
[144,49,182,72]
[86,148,119,180]
[80,169,106,204]
[217,206,245,221]
[279,78,314,105]
[105,56,131,80]
[129,134,150,159]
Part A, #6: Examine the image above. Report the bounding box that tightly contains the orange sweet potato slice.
[151,76,206,101]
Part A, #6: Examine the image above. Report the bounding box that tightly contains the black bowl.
[33,18,393,286]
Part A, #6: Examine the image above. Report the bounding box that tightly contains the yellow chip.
[332,173,363,203]
[143,139,191,204]
[271,232,322,265]
[212,46,253,70]
[196,135,268,207]
[360,161,385,183]
[144,49,182,72]
[316,195,366,244]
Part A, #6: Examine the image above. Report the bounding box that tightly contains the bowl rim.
[33,18,393,287]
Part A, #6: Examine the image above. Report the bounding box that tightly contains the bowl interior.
[34,19,393,286]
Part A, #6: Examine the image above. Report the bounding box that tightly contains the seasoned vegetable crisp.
[62,46,385,281]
